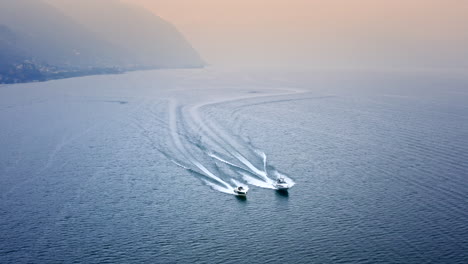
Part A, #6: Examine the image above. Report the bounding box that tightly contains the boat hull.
[275,184,289,191]
[234,187,248,197]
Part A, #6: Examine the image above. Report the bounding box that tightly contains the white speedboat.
[275,177,289,191]
[234,186,248,197]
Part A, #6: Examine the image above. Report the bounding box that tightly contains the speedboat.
[275,177,289,191]
[234,186,248,197]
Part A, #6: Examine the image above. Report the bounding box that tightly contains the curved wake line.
[192,160,231,189]
[202,180,235,194]
[186,90,300,189]
[133,120,236,194]
[162,89,300,194]
[190,104,267,180]
[208,152,245,171]
[239,172,276,189]
[168,100,234,193]
[171,160,191,170]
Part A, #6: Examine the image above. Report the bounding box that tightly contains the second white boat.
[275,177,289,191]
[234,186,248,196]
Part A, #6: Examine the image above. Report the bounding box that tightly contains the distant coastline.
[0,0,205,85]
[0,63,204,84]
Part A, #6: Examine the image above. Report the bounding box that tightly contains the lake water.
[1,68,467,263]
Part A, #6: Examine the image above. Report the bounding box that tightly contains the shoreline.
[0,65,205,85]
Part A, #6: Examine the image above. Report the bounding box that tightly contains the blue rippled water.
[0,69,467,263]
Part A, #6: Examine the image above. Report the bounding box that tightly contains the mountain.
[0,25,23,65]
[0,0,127,68]
[0,0,204,84]
[46,0,204,68]
[0,25,46,83]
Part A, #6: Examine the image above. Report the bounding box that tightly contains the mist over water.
[0,68,467,263]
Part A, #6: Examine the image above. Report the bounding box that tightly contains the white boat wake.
[155,89,300,195]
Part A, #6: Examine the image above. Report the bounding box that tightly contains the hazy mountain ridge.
[0,25,24,64]
[0,0,204,84]
[47,0,204,69]
[0,25,45,83]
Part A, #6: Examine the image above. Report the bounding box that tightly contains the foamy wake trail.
[232,152,268,180]
[170,149,235,193]
[171,100,295,193]
[251,148,268,176]
[176,158,235,194]
[191,160,232,189]
[169,101,236,195]
[171,160,191,170]
[239,172,276,189]
[190,102,297,191]
[208,152,244,170]
[203,180,235,194]
[252,147,296,188]
[209,148,281,190]
[261,152,267,176]
[252,148,266,161]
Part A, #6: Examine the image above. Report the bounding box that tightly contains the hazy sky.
[124,0,468,69]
